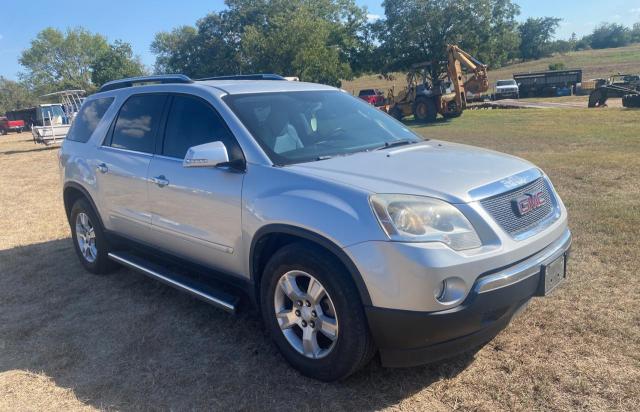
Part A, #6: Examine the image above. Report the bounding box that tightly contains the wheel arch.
[63,182,104,228]
[250,224,372,307]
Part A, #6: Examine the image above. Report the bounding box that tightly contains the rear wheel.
[70,198,117,274]
[413,97,437,122]
[622,94,640,108]
[260,243,375,381]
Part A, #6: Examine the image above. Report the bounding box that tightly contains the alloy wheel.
[273,270,339,359]
[75,212,97,263]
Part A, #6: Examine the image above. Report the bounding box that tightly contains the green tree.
[152,15,241,78]
[632,22,640,43]
[589,23,631,49]
[518,17,561,60]
[374,0,520,75]
[239,1,364,85]
[19,27,110,93]
[0,77,36,114]
[90,40,146,87]
[151,0,368,85]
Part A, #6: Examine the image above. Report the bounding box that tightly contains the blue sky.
[1,0,639,80]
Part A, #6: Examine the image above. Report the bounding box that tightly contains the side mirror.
[183,141,229,168]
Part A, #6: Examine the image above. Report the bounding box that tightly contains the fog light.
[434,277,466,304]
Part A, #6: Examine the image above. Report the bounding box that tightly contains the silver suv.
[60,74,571,381]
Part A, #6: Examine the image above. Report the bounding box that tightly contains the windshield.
[41,105,65,119]
[497,80,516,87]
[224,90,422,165]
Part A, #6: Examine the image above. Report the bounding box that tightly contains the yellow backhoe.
[387,45,489,122]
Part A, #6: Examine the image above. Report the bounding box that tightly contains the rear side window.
[110,94,166,153]
[162,95,240,160]
[67,97,114,143]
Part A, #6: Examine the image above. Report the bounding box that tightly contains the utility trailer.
[513,69,582,97]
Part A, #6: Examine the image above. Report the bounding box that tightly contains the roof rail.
[196,74,286,81]
[99,74,193,93]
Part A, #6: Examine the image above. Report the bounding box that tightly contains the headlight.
[370,194,482,250]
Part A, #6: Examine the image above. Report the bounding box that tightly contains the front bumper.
[365,229,571,367]
[495,91,519,99]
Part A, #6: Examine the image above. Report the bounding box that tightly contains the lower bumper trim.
[365,230,572,368]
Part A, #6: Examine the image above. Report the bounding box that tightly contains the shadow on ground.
[0,239,479,410]
[1,145,60,156]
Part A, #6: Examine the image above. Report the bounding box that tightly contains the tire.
[389,106,403,120]
[413,97,437,122]
[622,94,640,108]
[588,89,607,108]
[260,242,376,381]
[69,198,117,274]
[443,111,462,119]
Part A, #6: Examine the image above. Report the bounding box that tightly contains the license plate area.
[538,254,566,296]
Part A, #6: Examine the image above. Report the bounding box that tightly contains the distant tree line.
[546,22,640,56]
[2,0,640,113]
[152,1,640,80]
[1,27,145,114]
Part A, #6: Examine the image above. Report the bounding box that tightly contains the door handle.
[151,175,169,187]
[96,163,108,174]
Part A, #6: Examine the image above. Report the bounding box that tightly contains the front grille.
[480,177,554,236]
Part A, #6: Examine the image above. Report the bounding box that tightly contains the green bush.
[548,62,566,71]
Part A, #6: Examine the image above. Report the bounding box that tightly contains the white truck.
[494,79,520,100]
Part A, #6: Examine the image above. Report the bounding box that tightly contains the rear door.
[147,94,245,274]
[96,93,167,243]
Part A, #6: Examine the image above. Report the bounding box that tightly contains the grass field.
[342,43,640,95]
[1,107,639,411]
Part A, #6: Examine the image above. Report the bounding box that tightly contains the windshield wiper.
[375,139,416,151]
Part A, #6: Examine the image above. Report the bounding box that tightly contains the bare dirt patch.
[1,106,639,411]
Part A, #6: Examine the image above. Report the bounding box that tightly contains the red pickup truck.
[358,89,386,106]
[0,117,25,134]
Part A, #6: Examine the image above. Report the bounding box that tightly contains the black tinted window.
[65,98,114,143]
[163,95,238,159]
[111,94,166,153]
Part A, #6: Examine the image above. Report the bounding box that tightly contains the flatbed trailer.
[513,69,582,97]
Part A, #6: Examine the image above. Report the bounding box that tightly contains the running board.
[108,251,238,313]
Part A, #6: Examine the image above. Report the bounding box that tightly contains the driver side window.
[162,95,240,160]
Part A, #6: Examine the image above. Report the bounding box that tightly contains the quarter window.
[163,95,238,159]
[67,97,114,143]
[111,94,166,153]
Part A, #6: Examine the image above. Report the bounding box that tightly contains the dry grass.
[342,43,640,95]
[1,106,639,411]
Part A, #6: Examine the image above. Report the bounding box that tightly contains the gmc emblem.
[513,191,546,216]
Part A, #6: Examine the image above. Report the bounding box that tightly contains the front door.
[147,94,245,275]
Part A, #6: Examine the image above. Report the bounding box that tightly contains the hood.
[288,140,535,203]
[496,85,518,90]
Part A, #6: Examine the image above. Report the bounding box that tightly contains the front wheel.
[260,243,375,381]
[413,97,437,122]
[389,106,403,120]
